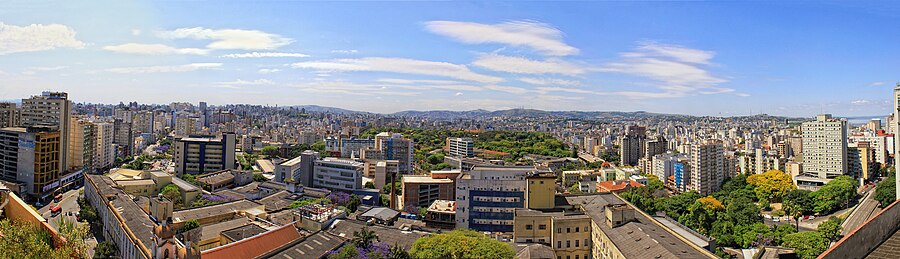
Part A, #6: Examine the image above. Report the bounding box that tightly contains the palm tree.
[783,202,803,231]
[352,227,378,249]
[389,243,410,259]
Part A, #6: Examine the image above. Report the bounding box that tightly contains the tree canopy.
[875,176,896,208]
[747,170,796,202]
[811,176,858,214]
[781,231,828,259]
[409,229,515,259]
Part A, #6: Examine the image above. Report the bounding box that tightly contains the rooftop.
[256,191,301,212]
[201,223,302,259]
[196,170,237,186]
[111,193,156,256]
[256,159,276,173]
[358,207,400,221]
[197,217,253,244]
[264,231,345,259]
[565,194,713,259]
[115,179,156,187]
[172,199,262,223]
[221,223,269,243]
[328,219,427,250]
[401,175,454,184]
[172,176,201,192]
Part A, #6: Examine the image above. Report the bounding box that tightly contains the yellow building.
[526,174,556,210]
[514,208,592,259]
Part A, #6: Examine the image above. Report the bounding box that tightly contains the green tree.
[352,227,378,249]
[875,176,896,208]
[328,245,359,259]
[253,173,267,182]
[161,183,183,207]
[0,219,84,259]
[780,231,828,259]
[426,153,445,165]
[680,196,724,235]
[389,243,411,259]
[817,216,843,242]
[346,194,362,213]
[364,182,376,189]
[93,241,118,259]
[812,176,858,214]
[261,145,280,157]
[409,229,515,259]
[181,219,200,232]
[783,189,814,231]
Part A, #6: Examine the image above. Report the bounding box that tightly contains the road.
[841,186,880,236]
[36,187,99,258]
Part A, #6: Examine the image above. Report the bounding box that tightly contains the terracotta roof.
[201,223,302,259]
[596,180,644,193]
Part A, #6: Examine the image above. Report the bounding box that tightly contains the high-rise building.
[800,114,848,187]
[174,116,197,137]
[893,83,900,200]
[690,140,724,195]
[447,137,475,158]
[374,132,414,174]
[93,122,115,170]
[644,138,668,159]
[0,127,61,201]
[113,118,134,159]
[67,118,95,173]
[619,125,646,166]
[0,102,20,128]
[455,166,539,232]
[276,150,319,187]
[21,91,71,175]
[173,133,236,176]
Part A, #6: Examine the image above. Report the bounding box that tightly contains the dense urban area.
[2,88,900,259]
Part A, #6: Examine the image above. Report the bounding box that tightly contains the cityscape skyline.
[2,1,899,117]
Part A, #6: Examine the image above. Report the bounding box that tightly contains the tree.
[346,194,362,213]
[389,243,411,259]
[161,184,183,207]
[681,196,724,234]
[253,173,267,182]
[812,176,858,214]
[817,216,843,242]
[783,189,814,231]
[0,219,84,259]
[261,145,280,157]
[409,229,515,259]
[93,241,118,259]
[352,227,378,249]
[364,182,376,189]
[426,153,444,165]
[181,219,200,232]
[781,231,828,259]
[875,176,896,208]
[747,170,796,202]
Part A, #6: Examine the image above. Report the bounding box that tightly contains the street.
[36,187,99,258]
[841,185,880,236]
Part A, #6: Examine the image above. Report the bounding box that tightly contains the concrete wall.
[820,200,900,259]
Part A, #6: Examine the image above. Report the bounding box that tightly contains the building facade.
[801,114,848,188]
[173,133,236,176]
[447,137,475,158]
[690,140,724,195]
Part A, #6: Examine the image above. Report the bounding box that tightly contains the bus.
[54,193,63,202]
[50,206,62,217]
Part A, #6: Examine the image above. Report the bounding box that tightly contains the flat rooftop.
[265,231,345,259]
[111,193,157,254]
[221,224,268,243]
[172,176,201,192]
[172,199,262,223]
[115,179,156,187]
[565,194,712,259]
[402,175,454,184]
[198,217,252,244]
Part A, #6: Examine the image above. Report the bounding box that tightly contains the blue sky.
[1,1,898,117]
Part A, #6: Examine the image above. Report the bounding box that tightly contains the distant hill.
[388,108,800,120]
[287,105,368,114]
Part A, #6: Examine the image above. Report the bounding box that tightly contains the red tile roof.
[201,223,302,259]
[597,180,644,193]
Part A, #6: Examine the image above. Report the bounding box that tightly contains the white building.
[690,140,724,196]
[801,114,848,181]
[447,137,475,158]
[313,158,363,192]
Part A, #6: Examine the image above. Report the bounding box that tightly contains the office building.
[275,150,318,187]
[455,166,540,232]
[364,159,399,190]
[400,173,455,210]
[447,137,475,158]
[94,122,115,170]
[313,157,363,192]
[690,140,724,195]
[374,132,415,174]
[800,114,848,189]
[339,138,375,158]
[0,127,61,201]
[21,91,71,175]
[67,118,95,173]
[173,133,236,176]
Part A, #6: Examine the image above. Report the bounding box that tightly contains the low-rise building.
[313,158,363,192]
[400,174,455,211]
[424,200,456,229]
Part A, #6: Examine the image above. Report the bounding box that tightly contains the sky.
[1,1,899,117]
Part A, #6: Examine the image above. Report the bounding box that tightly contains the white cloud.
[290,57,503,83]
[425,20,578,56]
[869,81,887,87]
[106,63,222,73]
[736,93,751,97]
[455,92,463,96]
[518,77,580,86]
[220,52,309,58]
[535,87,596,95]
[484,85,532,94]
[293,81,421,96]
[375,78,463,85]
[103,43,209,55]
[258,68,281,74]
[598,42,730,97]
[331,49,358,54]
[158,27,293,50]
[851,99,870,105]
[624,42,715,65]
[473,54,586,75]
[214,79,274,89]
[131,29,141,36]
[0,22,85,55]
[28,66,68,71]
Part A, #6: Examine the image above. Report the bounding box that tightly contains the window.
[576,239,580,247]
[557,228,562,233]
[585,239,589,246]
[567,240,571,248]
[557,241,561,249]
[539,224,546,230]
[576,256,579,259]
[526,224,533,230]
[566,256,571,259]
[576,227,579,232]
[567,228,571,233]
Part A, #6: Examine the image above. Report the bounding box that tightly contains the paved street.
[841,186,881,236]
[36,187,99,258]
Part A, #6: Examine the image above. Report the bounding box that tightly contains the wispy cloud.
[292,81,421,96]
[214,79,274,89]
[375,78,463,85]
[518,77,580,86]
[473,54,587,76]
[598,42,730,97]
[0,22,85,55]
[103,43,209,55]
[869,81,887,87]
[220,52,309,58]
[158,27,293,50]
[290,57,503,83]
[258,68,281,74]
[331,49,358,54]
[106,63,222,73]
[424,20,578,56]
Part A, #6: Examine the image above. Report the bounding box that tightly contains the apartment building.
[455,166,542,233]
[20,91,71,175]
[690,140,724,195]
[800,114,848,190]
[313,157,363,192]
[0,127,61,201]
[447,137,475,158]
